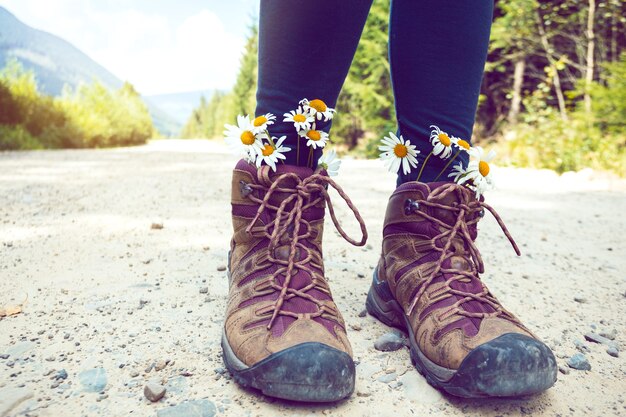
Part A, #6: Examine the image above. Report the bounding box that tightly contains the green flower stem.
[416,152,433,183]
[433,149,462,182]
[265,130,275,147]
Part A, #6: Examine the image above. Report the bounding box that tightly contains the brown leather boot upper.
[225,160,367,367]
[377,181,534,370]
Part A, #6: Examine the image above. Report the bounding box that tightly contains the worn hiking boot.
[223,160,367,402]
[367,181,557,398]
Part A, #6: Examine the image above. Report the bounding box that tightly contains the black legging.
[255,0,494,183]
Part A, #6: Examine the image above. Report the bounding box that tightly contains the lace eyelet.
[478,209,485,218]
[404,198,420,215]
[239,180,253,197]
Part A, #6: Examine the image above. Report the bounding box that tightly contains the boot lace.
[242,166,367,330]
[405,183,521,324]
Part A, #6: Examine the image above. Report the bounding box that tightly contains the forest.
[182,0,626,174]
[0,60,154,150]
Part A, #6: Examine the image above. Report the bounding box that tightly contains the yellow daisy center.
[306,130,322,141]
[309,99,327,113]
[479,160,490,177]
[261,144,274,157]
[457,139,470,150]
[253,116,267,127]
[394,144,408,158]
[438,133,451,147]
[240,131,256,145]
[293,114,306,123]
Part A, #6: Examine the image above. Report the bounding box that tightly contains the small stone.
[0,354,9,360]
[216,265,227,272]
[573,296,587,303]
[567,353,591,371]
[151,223,164,230]
[55,369,68,380]
[358,309,367,318]
[558,366,570,375]
[598,329,617,340]
[144,383,166,402]
[350,324,362,331]
[199,287,208,294]
[377,373,397,383]
[607,346,619,358]
[157,399,216,417]
[374,332,407,352]
[78,367,107,392]
[356,390,371,397]
[155,360,167,371]
[130,370,139,377]
[584,332,619,350]
[574,339,590,352]
[357,273,365,278]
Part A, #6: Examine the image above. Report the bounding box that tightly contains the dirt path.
[1,140,625,417]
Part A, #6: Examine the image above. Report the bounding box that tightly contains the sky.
[1,0,259,95]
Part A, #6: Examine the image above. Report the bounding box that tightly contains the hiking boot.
[367,181,557,398]
[223,160,367,402]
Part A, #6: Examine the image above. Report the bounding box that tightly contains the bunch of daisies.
[378,125,496,198]
[223,98,340,175]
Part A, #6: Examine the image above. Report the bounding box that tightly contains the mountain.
[0,6,181,136]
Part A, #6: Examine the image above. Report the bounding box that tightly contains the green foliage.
[500,54,626,174]
[0,59,154,150]
[333,0,394,155]
[232,24,258,116]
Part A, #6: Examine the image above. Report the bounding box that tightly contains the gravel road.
[1,139,625,416]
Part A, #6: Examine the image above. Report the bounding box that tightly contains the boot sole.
[221,330,355,402]
[366,268,557,398]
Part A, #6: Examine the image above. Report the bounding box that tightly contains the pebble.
[599,329,617,341]
[374,332,407,352]
[151,223,164,230]
[350,324,362,331]
[558,365,570,375]
[567,353,591,371]
[199,287,209,294]
[377,373,397,383]
[78,367,108,392]
[144,383,166,402]
[216,265,227,272]
[155,360,168,371]
[584,332,614,346]
[54,369,68,380]
[358,309,367,318]
[573,296,587,303]
[606,346,619,358]
[574,339,590,352]
[0,354,9,360]
[157,399,217,417]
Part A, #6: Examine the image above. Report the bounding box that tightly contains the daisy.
[300,98,336,121]
[318,149,341,177]
[458,146,496,198]
[379,132,419,175]
[224,115,262,161]
[429,125,454,159]
[251,113,276,133]
[298,129,329,149]
[283,107,314,131]
[451,136,471,152]
[255,136,291,171]
[448,162,468,183]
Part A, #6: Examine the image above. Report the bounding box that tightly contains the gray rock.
[574,339,590,352]
[584,332,619,351]
[0,387,34,416]
[599,329,617,341]
[607,346,619,358]
[144,383,166,402]
[54,369,68,380]
[573,296,587,303]
[377,373,397,383]
[358,309,367,318]
[157,400,216,417]
[567,353,591,371]
[558,366,570,375]
[0,354,8,360]
[374,332,407,352]
[199,287,208,294]
[78,367,107,392]
[165,375,189,396]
